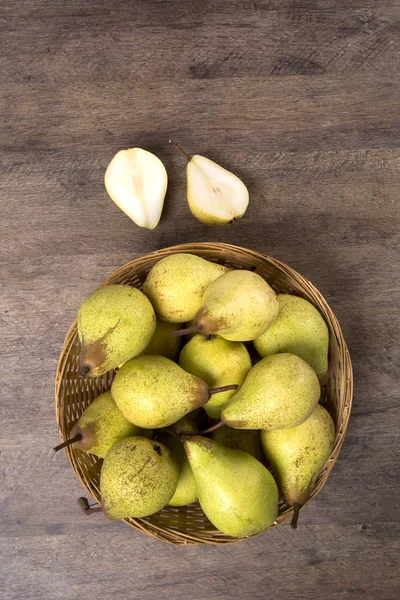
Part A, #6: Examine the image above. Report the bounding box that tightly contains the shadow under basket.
[55,242,353,545]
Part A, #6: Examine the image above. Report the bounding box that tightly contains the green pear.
[261,404,335,528]
[111,355,238,429]
[78,285,156,377]
[254,294,329,379]
[211,427,264,463]
[185,436,278,537]
[100,436,179,519]
[138,318,182,361]
[175,270,278,341]
[222,354,320,430]
[143,253,227,323]
[179,334,251,419]
[158,416,198,506]
[53,391,152,458]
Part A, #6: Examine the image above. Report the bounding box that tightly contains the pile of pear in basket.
[55,243,352,545]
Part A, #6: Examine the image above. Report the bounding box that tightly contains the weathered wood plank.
[1,1,399,83]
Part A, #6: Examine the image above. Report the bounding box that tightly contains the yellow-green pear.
[104,148,168,230]
[78,285,156,377]
[222,354,320,430]
[170,141,249,226]
[158,416,198,506]
[261,404,335,528]
[143,253,227,323]
[111,355,238,429]
[179,334,251,419]
[138,318,182,361]
[211,427,264,463]
[254,294,329,378]
[175,271,279,342]
[100,436,179,519]
[185,436,278,537]
[53,392,152,457]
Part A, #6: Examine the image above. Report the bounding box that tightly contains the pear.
[261,404,335,528]
[104,148,167,230]
[211,427,264,463]
[138,318,182,361]
[185,436,278,537]
[143,253,227,323]
[254,294,329,379]
[111,355,238,429]
[169,142,249,226]
[100,436,179,519]
[53,392,152,457]
[175,270,279,342]
[78,285,156,377]
[222,353,320,430]
[179,334,251,419]
[158,416,198,506]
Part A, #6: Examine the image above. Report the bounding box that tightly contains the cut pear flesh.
[105,148,168,230]
[187,155,249,225]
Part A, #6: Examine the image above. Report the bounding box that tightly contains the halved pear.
[169,142,249,226]
[187,155,249,226]
[104,148,167,230]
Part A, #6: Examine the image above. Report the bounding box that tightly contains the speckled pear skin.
[138,318,182,361]
[179,334,252,419]
[211,426,264,463]
[158,416,198,506]
[222,353,321,430]
[78,285,156,377]
[100,436,179,519]
[194,270,279,341]
[70,391,152,459]
[143,254,227,323]
[111,355,210,429]
[185,436,278,538]
[261,404,335,506]
[254,294,329,378]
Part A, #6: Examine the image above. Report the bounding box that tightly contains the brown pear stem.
[53,433,83,453]
[173,325,199,338]
[168,140,191,161]
[79,365,90,378]
[209,384,239,396]
[77,497,102,515]
[162,428,180,439]
[179,420,226,437]
[291,503,302,529]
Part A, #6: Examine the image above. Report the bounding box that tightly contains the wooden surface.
[1,1,399,598]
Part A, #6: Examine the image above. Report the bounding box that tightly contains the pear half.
[187,155,249,226]
[105,148,167,230]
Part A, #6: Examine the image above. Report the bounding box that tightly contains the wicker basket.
[55,242,353,545]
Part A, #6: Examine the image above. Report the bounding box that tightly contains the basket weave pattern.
[55,243,353,545]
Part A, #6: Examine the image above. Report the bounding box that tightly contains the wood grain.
[1,0,399,598]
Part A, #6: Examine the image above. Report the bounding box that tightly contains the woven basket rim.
[55,242,353,545]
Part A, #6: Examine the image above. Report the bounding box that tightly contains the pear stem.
[173,325,198,338]
[77,497,102,515]
[291,503,302,529]
[168,140,191,162]
[179,420,226,436]
[209,384,239,396]
[162,428,180,439]
[53,433,82,453]
[79,365,90,378]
